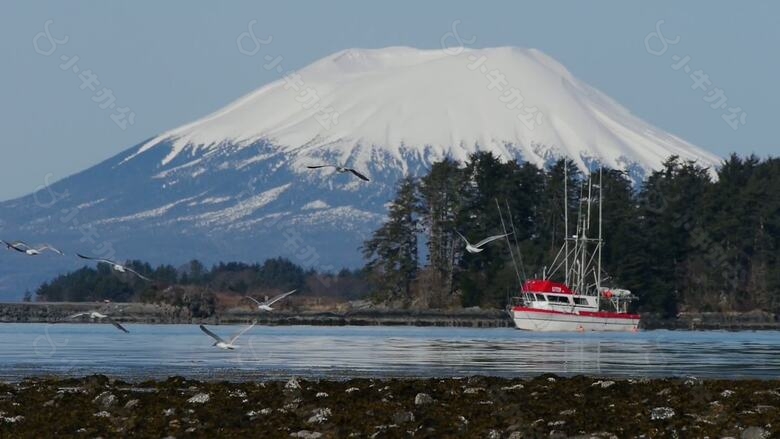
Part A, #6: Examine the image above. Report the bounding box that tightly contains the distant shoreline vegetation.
[33,258,371,317]
[32,153,779,319]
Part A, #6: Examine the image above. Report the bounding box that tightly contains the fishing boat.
[509,169,640,332]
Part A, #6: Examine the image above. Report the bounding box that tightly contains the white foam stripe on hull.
[512,311,639,332]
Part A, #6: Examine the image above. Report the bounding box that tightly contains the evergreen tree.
[361,176,420,304]
[418,159,465,305]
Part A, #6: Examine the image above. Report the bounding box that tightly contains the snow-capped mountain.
[0,47,720,299]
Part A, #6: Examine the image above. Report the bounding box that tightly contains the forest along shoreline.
[0,302,778,330]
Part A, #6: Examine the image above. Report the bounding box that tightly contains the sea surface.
[0,323,777,381]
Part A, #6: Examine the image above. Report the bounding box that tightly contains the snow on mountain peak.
[125,46,719,176]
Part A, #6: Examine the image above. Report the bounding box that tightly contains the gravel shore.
[0,375,777,438]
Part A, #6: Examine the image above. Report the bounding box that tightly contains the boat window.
[545,295,571,303]
[573,297,588,305]
[535,294,545,301]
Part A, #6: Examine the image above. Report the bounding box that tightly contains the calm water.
[0,323,778,381]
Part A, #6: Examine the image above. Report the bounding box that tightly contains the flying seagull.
[1,240,64,256]
[244,289,297,312]
[68,311,129,333]
[306,165,370,182]
[76,254,152,281]
[199,320,257,350]
[456,231,512,254]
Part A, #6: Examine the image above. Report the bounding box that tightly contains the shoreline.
[1,302,778,330]
[1,374,776,438]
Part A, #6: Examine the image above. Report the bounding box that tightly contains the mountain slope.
[125,46,719,177]
[0,46,720,299]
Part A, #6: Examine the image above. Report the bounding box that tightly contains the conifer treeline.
[35,257,369,304]
[361,153,780,316]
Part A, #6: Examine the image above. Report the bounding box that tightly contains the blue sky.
[1,1,777,201]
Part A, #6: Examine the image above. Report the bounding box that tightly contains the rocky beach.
[0,375,777,438]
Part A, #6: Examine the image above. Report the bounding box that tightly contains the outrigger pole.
[495,198,522,287]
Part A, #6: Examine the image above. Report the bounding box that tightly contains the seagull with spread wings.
[306,165,370,182]
[76,253,152,281]
[456,231,512,254]
[199,320,257,350]
[244,289,297,312]
[1,240,64,256]
[68,311,129,333]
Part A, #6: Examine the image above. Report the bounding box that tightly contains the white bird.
[199,320,257,350]
[244,289,297,312]
[76,253,152,281]
[307,165,370,182]
[456,231,512,254]
[68,311,129,333]
[1,240,64,256]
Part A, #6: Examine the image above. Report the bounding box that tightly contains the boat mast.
[597,168,603,291]
[564,164,569,286]
[579,179,591,294]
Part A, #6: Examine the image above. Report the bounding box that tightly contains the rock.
[656,388,672,396]
[93,391,118,410]
[501,383,524,391]
[650,407,675,421]
[592,380,615,389]
[93,411,111,418]
[123,399,140,410]
[163,408,176,417]
[370,425,398,438]
[290,431,322,439]
[285,377,302,391]
[345,387,360,394]
[463,387,484,394]
[259,408,272,415]
[187,393,210,404]
[414,393,433,406]
[316,392,328,398]
[507,433,523,439]
[720,389,736,398]
[547,377,557,383]
[487,430,501,439]
[741,426,770,439]
[43,399,55,408]
[559,409,576,416]
[306,408,332,424]
[1,415,24,424]
[229,389,247,398]
[392,411,414,424]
